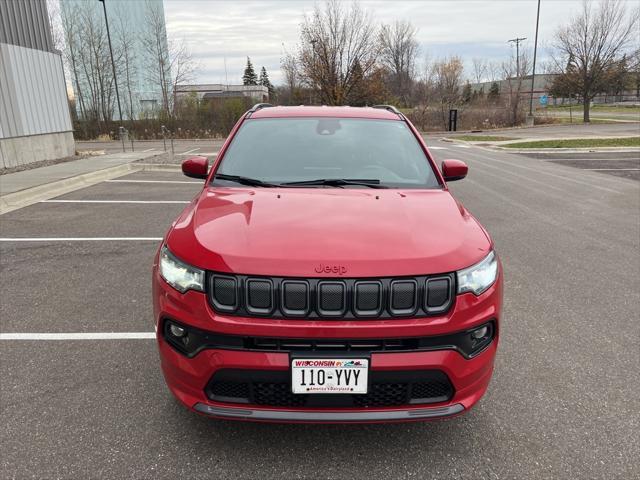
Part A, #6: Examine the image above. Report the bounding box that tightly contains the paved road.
[516,150,640,181]
[76,138,226,155]
[438,121,639,139]
[1,142,639,479]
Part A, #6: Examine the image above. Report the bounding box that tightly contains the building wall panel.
[0,43,72,139]
[0,0,54,52]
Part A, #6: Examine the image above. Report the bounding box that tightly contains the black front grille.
[209,381,250,402]
[206,369,454,408]
[208,272,455,319]
[253,382,306,407]
[354,383,408,407]
[410,381,452,403]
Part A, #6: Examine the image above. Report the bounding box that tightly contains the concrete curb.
[0,163,139,215]
[491,146,640,154]
[136,163,182,172]
[440,137,640,154]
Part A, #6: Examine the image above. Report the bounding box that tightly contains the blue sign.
[539,95,548,106]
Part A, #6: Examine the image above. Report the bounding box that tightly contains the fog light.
[169,324,186,338]
[471,326,488,339]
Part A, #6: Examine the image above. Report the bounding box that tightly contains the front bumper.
[157,337,496,423]
[153,262,502,423]
[192,402,465,422]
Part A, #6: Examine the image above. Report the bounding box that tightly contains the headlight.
[457,251,498,295]
[159,246,205,293]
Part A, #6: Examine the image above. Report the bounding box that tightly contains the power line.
[508,37,527,77]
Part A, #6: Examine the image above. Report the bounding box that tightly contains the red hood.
[166,187,491,277]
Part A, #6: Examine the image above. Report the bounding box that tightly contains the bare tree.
[552,0,639,121]
[281,51,301,103]
[168,38,197,116]
[379,20,419,106]
[46,0,64,51]
[502,48,531,125]
[471,57,488,84]
[73,7,118,124]
[113,6,138,121]
[58,1,86,122]
[431,56,464,129]
[142,0,196,119]
[487,61,501,82]
[298,0,379,105]
[142,0,171,117]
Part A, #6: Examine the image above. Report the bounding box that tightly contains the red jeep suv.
[153,105,502,423]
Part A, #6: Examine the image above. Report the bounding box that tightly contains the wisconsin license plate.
[291,358,368,394]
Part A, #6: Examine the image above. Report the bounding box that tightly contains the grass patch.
[544,105,640,113]
[451,135,519,142]
[535,117,623,125]
[503,137,640,149]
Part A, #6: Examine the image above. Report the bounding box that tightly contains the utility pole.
[98,0,125,151]
[508,37,527,77]
[529,0,541,117]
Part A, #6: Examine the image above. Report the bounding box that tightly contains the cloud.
[163,0,598,85]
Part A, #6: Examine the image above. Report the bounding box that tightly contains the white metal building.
[175,84,269,103]
[0,0,74,169]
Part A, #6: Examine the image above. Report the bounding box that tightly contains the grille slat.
[208,273,455,319]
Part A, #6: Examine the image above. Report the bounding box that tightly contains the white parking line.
[584,168,640,171]
[551,158,640,162]
[177,152,218,156]
[0,237,162,242]
[428,146,449,150]
[181,148,199,155]
[42,200,189,204]
[0,332,155,340]
[142,148,155,152]
[105,179,202,184]
[453,144,471,148]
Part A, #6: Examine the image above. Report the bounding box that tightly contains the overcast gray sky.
[163,0,607,85]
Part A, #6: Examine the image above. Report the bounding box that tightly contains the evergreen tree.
[259,66,275,97]
[348,58,366,106]
[243,57,258,85]
[462,81,472,103]
[488,82,500,101]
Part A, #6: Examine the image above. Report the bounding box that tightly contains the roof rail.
[248,103,274,114]
[371,104,402,116]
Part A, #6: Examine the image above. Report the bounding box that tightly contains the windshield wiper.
[214,174,279,188]
[280,178,388,189]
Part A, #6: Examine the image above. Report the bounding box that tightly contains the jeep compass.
[153,104,502,422]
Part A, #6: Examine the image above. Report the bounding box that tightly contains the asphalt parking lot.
[516,150,640,181]
[1,143,639,479]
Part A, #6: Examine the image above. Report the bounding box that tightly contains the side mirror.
[441,159,468,182]
[182,156,209,179]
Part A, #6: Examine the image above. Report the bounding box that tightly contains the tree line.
[278,0,638,127]
[52,0,196,138]
[51,0,638,139]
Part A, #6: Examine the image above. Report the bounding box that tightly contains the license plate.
[291,358,368,394]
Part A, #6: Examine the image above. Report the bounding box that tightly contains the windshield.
[214,118,441,188]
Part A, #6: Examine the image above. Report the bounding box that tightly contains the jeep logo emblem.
[315,264,347,275]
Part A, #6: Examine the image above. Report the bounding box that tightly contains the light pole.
[528,0,542,117]
[310,39,317,105]
[98,0,124,151]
